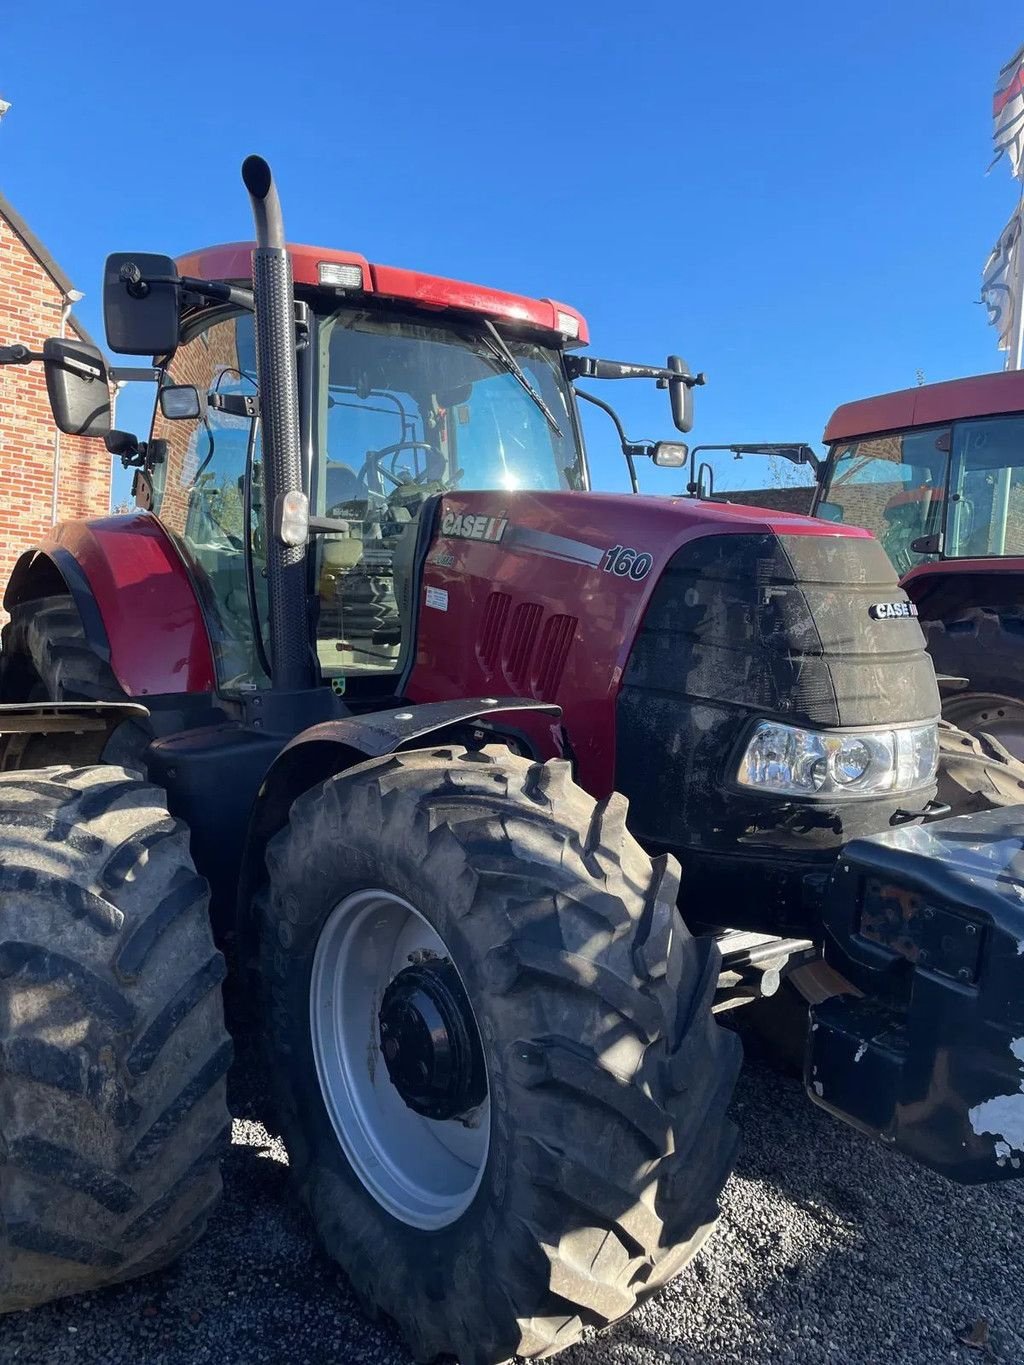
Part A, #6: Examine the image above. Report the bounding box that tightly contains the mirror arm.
[568,354,706,388]
[119,269,254,313]
[574,386,651,494]
[0,344,42,366]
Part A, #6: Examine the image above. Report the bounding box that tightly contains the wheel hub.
[378,958,486,1121]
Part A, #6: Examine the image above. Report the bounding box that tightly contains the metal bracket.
[713,930,817,1013]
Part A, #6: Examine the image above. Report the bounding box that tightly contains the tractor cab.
[110,244,697,700]
[813,371,1024,755]
[815,371,1024,572]
[146,284,584,691]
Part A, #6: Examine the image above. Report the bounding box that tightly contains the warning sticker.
[425,586,449,611]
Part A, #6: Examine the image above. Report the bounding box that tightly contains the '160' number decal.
[602,545,654,580]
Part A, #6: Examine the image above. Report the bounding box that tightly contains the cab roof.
[823,369,1024,444]
[174,241,589,346]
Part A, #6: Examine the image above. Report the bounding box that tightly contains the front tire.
[934,719,1024,814]
[258,746,740,1364]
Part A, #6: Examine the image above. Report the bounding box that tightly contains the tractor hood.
[407,488,939,896]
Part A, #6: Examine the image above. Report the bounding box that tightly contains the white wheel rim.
[309,888,489,1229]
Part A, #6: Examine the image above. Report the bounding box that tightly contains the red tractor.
[3,159,1024,1364]
[814,370,1024,765]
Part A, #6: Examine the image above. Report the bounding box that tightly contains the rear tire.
[0,765,232,1312]
[258,746,740,1364]
[1,593,148,770]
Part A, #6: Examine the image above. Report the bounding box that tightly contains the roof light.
[556,310,580,339]
[319,262,364,290]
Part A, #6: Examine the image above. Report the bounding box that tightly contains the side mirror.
[159,384,203,420]
[817,501,845,523]
[652,441,688,468]
[667,355,694,434]
[104,429,141,459]
[42,337,110,437]
[104,252,180,356]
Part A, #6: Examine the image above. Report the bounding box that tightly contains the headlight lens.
[737,721,937,798]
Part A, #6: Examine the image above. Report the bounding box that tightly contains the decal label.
[425,586,449,612]
[869,600,918,620]
[602,544,654,581]
[441,509,508,542]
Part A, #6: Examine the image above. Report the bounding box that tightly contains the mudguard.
[902,557,1024,622]
[4,513,215,696]
[809,806,1024,1182]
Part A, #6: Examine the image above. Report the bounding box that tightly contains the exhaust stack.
[242,155,311,690]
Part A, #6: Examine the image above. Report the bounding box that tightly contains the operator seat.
[325,462,362,511]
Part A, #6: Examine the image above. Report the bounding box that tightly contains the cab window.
[947,415,1024,557]
[149,311,268,688]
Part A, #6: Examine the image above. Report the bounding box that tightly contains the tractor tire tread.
[0,765,231,1313]
[261,744,739,1364]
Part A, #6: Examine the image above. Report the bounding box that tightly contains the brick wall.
[0,204,111,615]
[149,314,247,536]
[709,485,816,515]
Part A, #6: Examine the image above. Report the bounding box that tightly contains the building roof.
[0,191,99,350]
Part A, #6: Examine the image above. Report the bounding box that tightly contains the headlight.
[737,720,937,798]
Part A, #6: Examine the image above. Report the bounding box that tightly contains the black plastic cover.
[615,531,940,931]
[809,807,1024,1182]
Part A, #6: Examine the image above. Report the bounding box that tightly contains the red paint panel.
[824,370,1024,443]
[407,490,865,795]
[174,243,589,343]
[175,242,373,291]
[46,514,215,696]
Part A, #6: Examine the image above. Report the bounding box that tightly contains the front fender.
[234,696,561,943]
[902,559,1024,621]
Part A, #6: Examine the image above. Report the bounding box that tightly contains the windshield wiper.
[480,319,563,439]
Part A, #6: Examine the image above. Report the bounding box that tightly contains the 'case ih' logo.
[869,600,918,620]
[441,509,508,542]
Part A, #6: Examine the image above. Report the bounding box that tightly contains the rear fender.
[4,514,215,697]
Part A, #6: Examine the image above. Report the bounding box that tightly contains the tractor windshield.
[312,307,584,678]
[818,427,951,574]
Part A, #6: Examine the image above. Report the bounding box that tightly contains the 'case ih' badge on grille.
[869,600,918,620]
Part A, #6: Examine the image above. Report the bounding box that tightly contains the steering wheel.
[364,441,437,489]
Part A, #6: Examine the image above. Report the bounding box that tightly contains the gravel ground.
[3,1043,1023,1365]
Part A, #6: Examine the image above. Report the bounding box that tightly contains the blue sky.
[3,2,1023,501]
